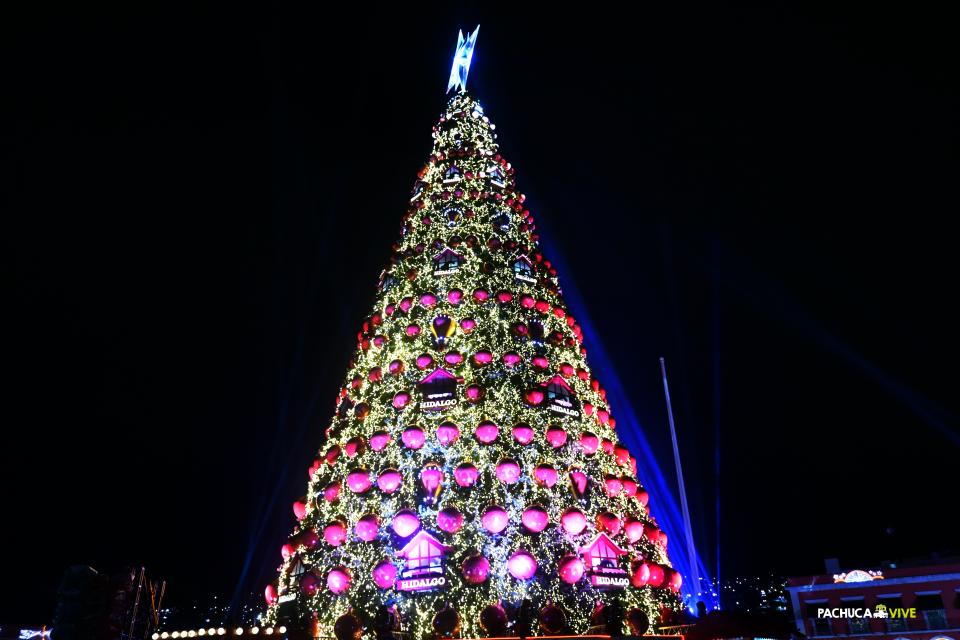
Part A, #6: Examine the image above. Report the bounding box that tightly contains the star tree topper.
[447,25,480,93]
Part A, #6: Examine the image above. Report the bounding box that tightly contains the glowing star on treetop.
[446,25,480,93]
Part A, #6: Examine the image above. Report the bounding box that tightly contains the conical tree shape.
[264,91,682,638]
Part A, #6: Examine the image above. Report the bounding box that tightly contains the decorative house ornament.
[396,530,451,592]
[417,369,459,411]
[579,533,630,589]
[541,375,581,417]
[833,569,884,583]
[433,248,463,275]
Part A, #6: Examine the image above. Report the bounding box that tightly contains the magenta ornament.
[436,422,460,445]
[369,431,391,451]
[461,554,490,584]
[558,554,585,584]
[521,506,549,533]
[560,508,587,535]
[437,507,464,533]
[391,510,420,537]
[475,420,499,444]
[372,560,397,589]
[495,459,521,484]
[533,464,558,487]
[324,520,347,547]
[513,424,534,444]
[481,506,509,534]
[346,469,371,493]
[402,427,425,449]
[420,464,444,495]
[453,462,479,487]
[508,550,538,580]
[545,425,568,448]
[355,514,379,542]
[327,567,351,594]
[377,469,402,494]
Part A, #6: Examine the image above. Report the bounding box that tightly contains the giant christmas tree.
[263,29,683,639]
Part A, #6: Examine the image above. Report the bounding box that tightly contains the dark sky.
[3,2,958,624]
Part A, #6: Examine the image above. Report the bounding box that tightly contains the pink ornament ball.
[391,509,420,537]
[545,425,568,448]
[508,550,538,580]
[465,384,484,402]
[631,561,651,587]
[405,324,420,337]
[437,507,464,533]
[560,508,588,534]
[502,352,521,367]
[346,469,371,493]
[416,354,434,369]
[597,511,622,537]
[355,514,379,542]
[513,424,534,444]
[461,554,490,584]
[388,359,404,374]
[531,355,549,370]
[420,464,444,494]
[436,422,460,445]
[327,567,351,594]
[622,478,638,496]
[377,469,402,494]
[481,506,509,534]
[475,420,499,443]
[604,476,623,497]
[369,431,391,451]
[521,506,549,533]
[525,389,545,405]
[473,288,490,302]
[293,499,307,520]
[402,427,425,449]
[647,564,665,587]
[393,391,411,409]
[447,289,463,304]
[372,560,397,589]
[324,520,347,547]
[300,571,320,595]
[533,464,558,487]
[580,431,600,456]
[558,554,585,584]
[495,459,521,484]
[264,584,277,605]
[625,519,645,543]
[454,462,479,487]
[460,318,476,332]
[635,489,650,506]
[473,350,493,365]
[323,481,341,503]
[667,569,683,593]
[299,527,320,549]
[281,542,295,559]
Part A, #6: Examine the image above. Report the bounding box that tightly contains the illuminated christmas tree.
[264,28,683,639]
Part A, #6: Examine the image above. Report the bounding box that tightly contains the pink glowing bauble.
[391,510,420,537]
[299,527,320,549]
[355,514,379,542]
[635,489,650,506]
[622,478,638,496]
[667,569,683,592]
[508,550,538,580]
[647,564,665,587]
[560,508,587,535]
[323,482,341,503]
[447,289,463,304]
[460,318,476,332]
[597,512,622,536]
[300,572,320,595]
[436,422,460,445]
[559,362,575,376]
[388,359,404,374]
[346,470,371,493]
[496,290,513,304]
[604,476,623,497]
[377,469,402,493]
[531,355,550,370]
[372,560,397,589]
[520,294,535,309]
[344,437,365,457]
[416,354,434,369]
[465,384,484,401]
[399,297,412,312]
[602,439,614,454]
[475,420,499,444]
[545,426,568,448]
[327,567,351,594]
[437,507,464,533]
[625,519,645,543]
[615,445,630,464]
[558,554,585,584]
[420,464,444,494]
[659,531,669,548]
[646,527,663,545]
[513,424,534,444]
[495,459,521,484]
[420,293,437,307]
[461,554,490,584]
[281,543,295,559]
[502,352,521,367]
[473,288,490,302]
[264,584,277,605]
[392,391,411,409]
[293,499,307,520]
[525,389,545,405]
[324,445,341,465]
[405,324,420,337]
[521,506,549,532]
[370,431,391,451]
[402,427,425,449]
[533,464,558,487]
[631,561,651,587]
[481,506,509,534]
[453,463,479,487]
[444,351,463,365]
[324,520,347,546]
[473,350,492,365]
[569,469,588,497]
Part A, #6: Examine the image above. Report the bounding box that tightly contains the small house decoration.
[396,530,451,592]
[579,533,630,590]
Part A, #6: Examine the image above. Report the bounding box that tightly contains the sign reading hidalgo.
[397,576,447,592]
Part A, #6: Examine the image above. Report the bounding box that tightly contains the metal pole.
[660,357,703,606]
[128,567,145,640]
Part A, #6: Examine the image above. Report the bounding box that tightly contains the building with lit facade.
[786,560,960,640]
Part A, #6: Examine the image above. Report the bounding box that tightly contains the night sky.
[4,3,958,623]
